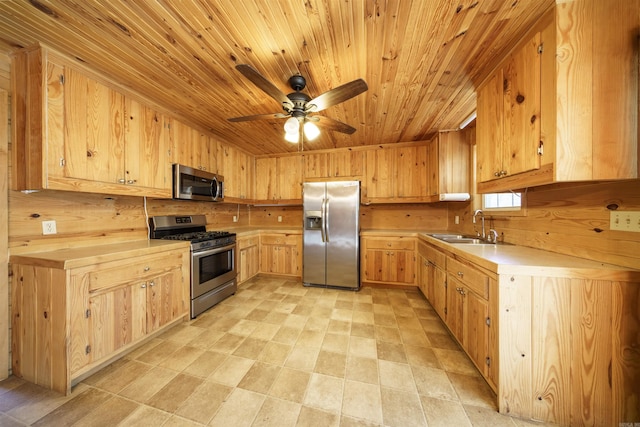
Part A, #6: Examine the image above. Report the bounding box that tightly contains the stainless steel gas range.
[149,215,236,318]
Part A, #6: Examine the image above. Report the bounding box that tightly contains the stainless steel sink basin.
[428,233,497,245]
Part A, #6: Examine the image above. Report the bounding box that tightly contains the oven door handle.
[192,242,236,260]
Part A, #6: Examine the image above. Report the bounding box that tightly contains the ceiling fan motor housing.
[286,90,311,117]
[288,74,306,91]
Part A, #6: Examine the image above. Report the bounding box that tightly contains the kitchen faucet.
[473,209,485,240]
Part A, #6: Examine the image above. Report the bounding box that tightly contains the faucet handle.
[488,229,499,243]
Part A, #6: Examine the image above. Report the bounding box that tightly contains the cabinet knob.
[149,281,155,287]
[144,266,150,271]
[127,179,136,184]
[457,271,464,278]
[118,178,126,183]
[141,283,147,288]
[500,170,508,176]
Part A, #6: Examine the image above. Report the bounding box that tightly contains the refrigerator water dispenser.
[305,211,322,230]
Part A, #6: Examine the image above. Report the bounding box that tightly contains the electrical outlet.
[610,211,640,232]
[233,215,238,223]
[42,220,57,235]
[277,216,283,223]
[454,215,460,225]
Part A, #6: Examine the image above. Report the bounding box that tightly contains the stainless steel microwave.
[173,164,224,202]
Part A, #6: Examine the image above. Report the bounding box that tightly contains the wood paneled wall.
[449,180,640,269]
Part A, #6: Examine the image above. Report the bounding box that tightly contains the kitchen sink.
[428,233,498,245]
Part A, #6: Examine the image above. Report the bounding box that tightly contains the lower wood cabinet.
[259,233,302,277]
[11,242,189,395]
[361,236,416,286]
[237,235,259,283]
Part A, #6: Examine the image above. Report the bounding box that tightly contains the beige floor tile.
[209,355,255,387]
[174,381,233,424]
[425,331,460,350]
[350,322,376,339]
[351,311,375,325]
[296,329,325,348]
[118,405,172,426]
[345,356,379,384]
[0,413,26,427]
[272,326,301,345]
[327,319,351,334]
[31,387,111,427]
[250,322,281,341]
[125,337,164,360]
[208,388,265,427]
[331,308,354,321]
[421,396,472,427]
[163,414,205,427]
[434,348,481,376]
[160,323,207,345]
[237,361,281,393]
[285,345,320,371]
[314,350,347,378]
[159,345,206,371]
[263,311,289,325]
[348,336,378,359]
[296,405,340,427]
[376,341,407,363]
[5,383,90,425]
[119,366,179,403]
[146,373,204,413]
[283,313,308,329]
[420,318,449,334]
[372,303,393,314]
[463,404,520,426]
[400,328,431,347]
[322,332,350,354]
[353,302,374,312]
[187,328,226,350]
[268,368,311,403]
[72,395,140,427]
[233,337,269,359]
[380,386,427,427]
[258,341,292,365]
[304,373,344,413]
[378,360,416,393]
[85,360,151,394]
[213,332,247,354]
[412,366,458,400]
[373,312,397,327]
[183,350,228,378]
[252,397,301,427]
[448,373,497,410]
[341,380,383,424]
[304,316,330,331]
[405,345,441,369]
[375,325,402,344]
[229,319,261,336]
[339,414,384,426]
[245,308,270,321]
[134,340,183,365]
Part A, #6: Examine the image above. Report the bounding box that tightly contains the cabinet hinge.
[60,158,66,167]
[486,356,491,366]
[537,44,543,54]
[485,317,491,326]
[85,309,91,318]
[59,74,65,85]
[537,141,544,156]
[444,307,448,315]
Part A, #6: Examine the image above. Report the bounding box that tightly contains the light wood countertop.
[9,239,190,270]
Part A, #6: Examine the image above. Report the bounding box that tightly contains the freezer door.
[325,181,360,288]
[303,182,327,286]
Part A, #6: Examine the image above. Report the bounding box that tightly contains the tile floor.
[0,276,554,426]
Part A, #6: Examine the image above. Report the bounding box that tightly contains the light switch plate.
[610,211,640,232]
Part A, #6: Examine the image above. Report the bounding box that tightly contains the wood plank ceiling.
[0,0,553,155]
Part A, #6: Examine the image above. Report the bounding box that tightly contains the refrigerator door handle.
[320,198,327,243]
[324,198,330,242]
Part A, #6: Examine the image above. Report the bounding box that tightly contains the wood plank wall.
[0,50,9,380]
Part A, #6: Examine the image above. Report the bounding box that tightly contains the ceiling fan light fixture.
[284,117,299,134]
[284,131,299,143]
[304,121,320,140]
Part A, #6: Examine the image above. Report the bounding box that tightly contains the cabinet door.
[197,133,216,173]
[147,268,183,333]
[170,119,199,169]
[363,249,414,285]
[426,136,439,196]
[88,282,146,363]
[502,32,541,179]
[64,68,125,184]
[124,99,169,190]
[432,267,447,320]
[255,157,277,200]
[418,255,429,296]
[303,152,330,178]
[397,145,427,198]
[446,276,464,342]
[330,150,364,178]
[277,156,302,200]
[477,71,505,183]
[218,144,252,199]
[464,289,490,376]
[365,149,395,199]
[238,244,259,283]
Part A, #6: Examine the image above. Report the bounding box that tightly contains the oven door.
[191,243,236,298]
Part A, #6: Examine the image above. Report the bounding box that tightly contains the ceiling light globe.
[304,121,320,140]
[284,117,299,134]
[284,131,299,143]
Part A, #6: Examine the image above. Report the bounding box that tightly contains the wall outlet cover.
[42,220,57,235]
[610,211,640,232]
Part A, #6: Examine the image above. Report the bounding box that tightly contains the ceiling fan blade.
[309,115,357,134]
[306,79,368,112]
[236,64,293,110]
[228,112,289,122]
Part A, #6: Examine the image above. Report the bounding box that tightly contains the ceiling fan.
[228,64,368,143]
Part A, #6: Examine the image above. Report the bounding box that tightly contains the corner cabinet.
[259,233,302,277]
[10,241,190,395]
[11,44,173,198]
[361,236,416,287]
[476,3,638,193]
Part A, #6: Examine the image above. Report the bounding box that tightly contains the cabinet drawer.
[88,252,184,293]
[365,238,415,250]
[417,242,446,269]
[447,257,488,299]
[260,234,299,245]
[238,236,259,248]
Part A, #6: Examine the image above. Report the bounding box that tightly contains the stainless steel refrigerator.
[303,181,360,289]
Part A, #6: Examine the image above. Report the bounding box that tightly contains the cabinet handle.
[127,179,136,184]
[141,283,147,288]
[118,178,126,183]
[500,170,508,176]
[457,271,464,278]
[149,281,155,287]
[144,266,150,271]
[456,287,462,292]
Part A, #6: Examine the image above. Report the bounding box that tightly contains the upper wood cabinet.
[169,118,216,173]
[303,150,364,180]
[476,3,638,193]
[255,155,302,202]
[217,143,253,201]
[11,44,172,198]
[427,131,471,197]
